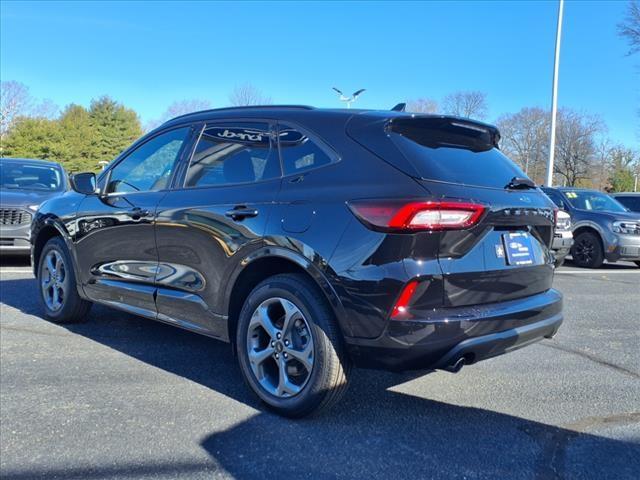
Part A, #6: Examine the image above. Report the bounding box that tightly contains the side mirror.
[69,172,97,195]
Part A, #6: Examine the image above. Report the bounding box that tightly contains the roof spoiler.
[391,103,406,112]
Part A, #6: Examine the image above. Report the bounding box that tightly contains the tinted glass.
[278,125,334,175]
[0,161,64,191]
[543,189,567,209]
[185,123,279,187]
[615,196,640,212]
[388,119,527,189]
[563,191,627,213]
[107,127,190,194]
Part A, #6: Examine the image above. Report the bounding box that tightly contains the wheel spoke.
[280,299,300,337]
[52,287,60,307]
[285,342,313,372]
[277,358,301,396]
[248,346,275,367]
[249,305,279,339]
[46,254,56,275]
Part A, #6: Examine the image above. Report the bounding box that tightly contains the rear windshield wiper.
[505,177,536,190]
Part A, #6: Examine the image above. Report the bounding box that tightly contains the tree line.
[0,80,638,191]
[0,82,271,173]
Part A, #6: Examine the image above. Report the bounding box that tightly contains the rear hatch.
[347,113,556,307]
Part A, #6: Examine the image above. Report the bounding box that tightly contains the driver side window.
[107,127,190,194]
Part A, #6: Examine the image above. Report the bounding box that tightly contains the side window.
[107,127,190,194]
[278,124,335,176]
[185,122,279,187]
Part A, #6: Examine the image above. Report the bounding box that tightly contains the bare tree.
[145,99,213,131]
[442,91,488,119]
[1,81,59,143]
[228,83,272,106]
[405,98,439,114]
[496,107,549,184]
[1,81,32,140]
[553,109,605,187]
[618,0,640,55]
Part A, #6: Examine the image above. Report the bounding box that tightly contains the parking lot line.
[555,270,637,274]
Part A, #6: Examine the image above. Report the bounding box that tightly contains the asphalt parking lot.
[1,257,638,480]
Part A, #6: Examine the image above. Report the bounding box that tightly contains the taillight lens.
[391,280,419,320]
[348,200,486,232]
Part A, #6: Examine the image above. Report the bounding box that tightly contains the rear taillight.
[348,200,486,232]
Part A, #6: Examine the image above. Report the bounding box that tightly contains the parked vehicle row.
[0,158,68,254]
[542,187,640,268]
[1,106,636,417]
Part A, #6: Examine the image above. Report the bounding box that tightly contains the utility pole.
[546,0,564,187]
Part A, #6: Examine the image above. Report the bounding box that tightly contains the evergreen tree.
[88,96,142,165]
[2,117,68,163]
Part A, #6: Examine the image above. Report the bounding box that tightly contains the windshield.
[0,162,64,192]
[563,190,627,213]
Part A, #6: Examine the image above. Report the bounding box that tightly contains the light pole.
[332,88,366,108]
[546,0,564,187]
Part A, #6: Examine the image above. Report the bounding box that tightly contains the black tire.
[571,231,604,269]
[236,273,351,418]
[37,237,92,323]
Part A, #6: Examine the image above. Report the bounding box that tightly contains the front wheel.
[236,274,351,417]
[37,237,92,323]
[571,231,604,269]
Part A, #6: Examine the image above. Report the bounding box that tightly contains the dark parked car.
[611,192,640,213]
[32,106,563,417]
[0,158,67,255]
[542,187,640,268]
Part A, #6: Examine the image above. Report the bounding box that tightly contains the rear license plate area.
[502,232,534,266]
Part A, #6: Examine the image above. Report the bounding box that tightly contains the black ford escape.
[31,106,563,417]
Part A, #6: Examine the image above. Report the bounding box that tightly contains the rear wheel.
[37,237,92,323]
[236,274,351,417]
[571,231,604,269]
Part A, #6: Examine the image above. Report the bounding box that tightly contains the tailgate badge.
[495,244,505,258]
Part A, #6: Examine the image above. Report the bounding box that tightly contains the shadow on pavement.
[0,255,31,268]
[1,277,639,479]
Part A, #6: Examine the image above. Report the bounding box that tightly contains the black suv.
[32,106,563,417]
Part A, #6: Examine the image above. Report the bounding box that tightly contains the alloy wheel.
[41,250,66,311]
[246,297,314,398]
[574,237,594,264]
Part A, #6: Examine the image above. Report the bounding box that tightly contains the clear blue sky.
[1,0,638,146]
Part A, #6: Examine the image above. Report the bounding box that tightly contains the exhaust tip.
[444,357,466,373]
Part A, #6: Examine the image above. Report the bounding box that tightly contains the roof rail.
[165,105,315,123]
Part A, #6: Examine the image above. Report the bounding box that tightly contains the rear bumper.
[345,289,563,372]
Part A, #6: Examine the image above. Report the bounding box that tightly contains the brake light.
[391,280,419,320]
[348,200,486,232]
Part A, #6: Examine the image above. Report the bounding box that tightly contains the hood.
[578,209,640,223]
[0,189,62,208]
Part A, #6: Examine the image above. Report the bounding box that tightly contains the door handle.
[225,206,259,221]
[126,207,151,219]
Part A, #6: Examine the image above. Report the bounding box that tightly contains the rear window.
[388,117,527,189]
